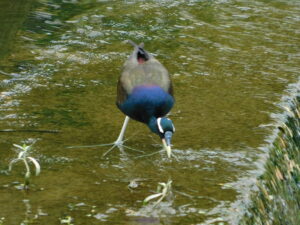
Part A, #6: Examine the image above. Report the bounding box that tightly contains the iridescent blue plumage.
[114,40,175,157]
[118,85,174,125]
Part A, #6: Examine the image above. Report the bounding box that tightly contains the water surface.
[0,0,299,224]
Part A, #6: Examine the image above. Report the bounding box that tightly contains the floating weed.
[143,180,173,207]
[8,144,41,190]
[0,217,5,225]
[85,205,97,218]
[128,178,147,191]
[60,216,74,225]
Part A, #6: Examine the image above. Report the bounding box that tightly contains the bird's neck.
[147,117,160,137]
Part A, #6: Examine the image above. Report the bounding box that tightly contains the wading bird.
[112,40,175,158]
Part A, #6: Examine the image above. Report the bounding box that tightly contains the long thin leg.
[101,116,130,157]
[68,116,141,157]
[114,116,130,145]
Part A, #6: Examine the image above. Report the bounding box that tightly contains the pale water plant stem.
[143,180,173,207]
[8,144,41,189]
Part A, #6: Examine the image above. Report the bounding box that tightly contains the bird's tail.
[124,40,149,63]
[124,40,144,48]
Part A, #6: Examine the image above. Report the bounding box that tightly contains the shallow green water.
[0,0,299,224]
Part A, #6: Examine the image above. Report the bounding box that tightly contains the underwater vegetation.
[241,96,300,225]
[8,144,41,190]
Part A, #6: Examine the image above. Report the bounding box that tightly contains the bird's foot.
[101,140,144,158]
[101,142,125,157]
[67,139,144,158]
[113,138,124,147]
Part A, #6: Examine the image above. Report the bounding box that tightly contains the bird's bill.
[162,131,173,158]
[162,139,172,158]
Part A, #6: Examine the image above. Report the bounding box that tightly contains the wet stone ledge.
[240,95,300,225]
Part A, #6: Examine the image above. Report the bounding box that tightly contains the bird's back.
[116,41,174,123]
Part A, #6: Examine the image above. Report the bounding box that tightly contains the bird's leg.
[67,116,144,157]
[66,117,129,150]
[114,116,130,146]
[102,116,130,157]
[102,116,144,157]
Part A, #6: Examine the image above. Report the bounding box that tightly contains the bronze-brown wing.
[116,78,128,106]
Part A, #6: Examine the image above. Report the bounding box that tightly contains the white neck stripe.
[157,118,164,133]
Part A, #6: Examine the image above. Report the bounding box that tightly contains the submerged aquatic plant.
[60,216,74,225]
[8,144,41,189]
[143,180,172,207]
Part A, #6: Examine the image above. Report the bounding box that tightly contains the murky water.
[0,0,299,224]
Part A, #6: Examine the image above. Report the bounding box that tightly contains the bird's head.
[148,117,175,158]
